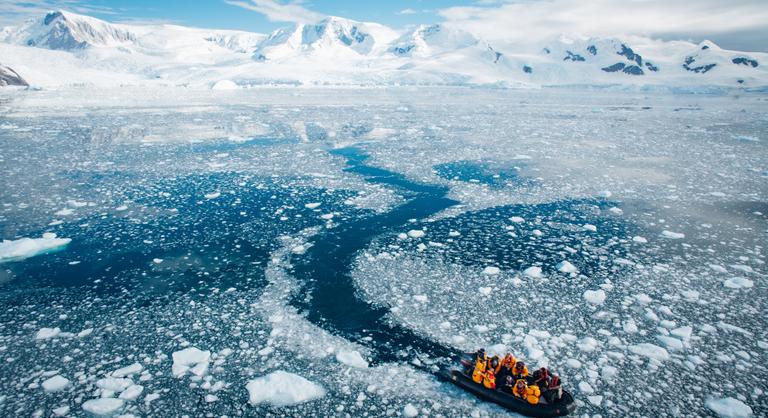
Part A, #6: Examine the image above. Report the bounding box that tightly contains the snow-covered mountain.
[0,10,765,90]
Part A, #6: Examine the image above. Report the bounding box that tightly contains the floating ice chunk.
[78,328,94,338]
[629,343,670,361]
[556,261,578,273]
[42,375,70,392]
[730,264,754,274]
[403,403,419,417]
[588,395,603,406]
[482,266,500,275]
[112,363,143,378]
[52,406,70,416]
[635,293,652,305]
[82,398,124,416]
[577,337,599,352]
[523,266,542,278]
[566,358,582,368]
[601,365,618,381]
[304,202,321,209]
[709,264,728,273]
[583,289,606,305]
[413,294,428,303]
[335,350,368,368]
[448,231,461,237]
[1,234,71,263]
[723,278,753,289]
[632,236,648,244]
[54,208,74,216]
[172,347,211,378]
[115,205,128,211]
[583,224,597,232]
[671,326,693,340]
[705,397,753,418]
[578,381,594,394]
[623,319,638,334]
[119,385,144,400]
[96,377,133,392]
[204,192,221,200]
[609,207,623,215]
[246,371,325,407]
[35,327,62,340]
[661,230,685,239]
[509,216,525,223]
[657,335,684,351]
[479,287,492,296]
[152,258,163,264]
[407,230,425,238]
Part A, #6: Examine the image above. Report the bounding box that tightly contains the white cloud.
[439,0,768,47]
[398,8,418,15]
[225,0,324,24]
[0,0,115,26]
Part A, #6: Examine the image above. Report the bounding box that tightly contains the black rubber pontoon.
[439,368,576,417]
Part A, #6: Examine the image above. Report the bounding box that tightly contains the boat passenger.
[511,361,529,381]
[543,375,563,404]
[482,367,497,390]
[497,353,516,382]
[512,379,541,405]
[531,367,550,389]
[489,355,501,374]
[471,351,488,384]
[501,375,515,394]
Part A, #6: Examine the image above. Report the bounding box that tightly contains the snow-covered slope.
[0,63,28,86]
[0,10,766,89]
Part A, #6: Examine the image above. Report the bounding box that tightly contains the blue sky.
[1,0,767,51]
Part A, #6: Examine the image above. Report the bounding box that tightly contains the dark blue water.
[433,160,530,189]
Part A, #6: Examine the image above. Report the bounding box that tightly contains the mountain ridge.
[0,10,765,90]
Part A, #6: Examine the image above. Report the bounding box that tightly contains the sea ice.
[335,349,369,368]
[0,234,71,263]
[35,327,62,340]
[171,347,211,378]
[403,403,419,417]
[82,398,124,416]
[407,230,425,238]
[583,289,606,305]
[705,397,753,418]
[661,230,685,239]
[523,266,542,278]
[481,266,500,275]
[629,343,670,361]
[246,371,325,407]
[723,278,753,289]
[112,363,143,378]
[556,260,578,273]
[41,375,70,392]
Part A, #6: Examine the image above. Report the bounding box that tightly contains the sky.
[1,0,767,52]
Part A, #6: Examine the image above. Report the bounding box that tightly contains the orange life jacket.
[483,369,496,389]
[512,380,541,405]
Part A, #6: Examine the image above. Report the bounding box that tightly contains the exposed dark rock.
[543,47,550,54]
[617,44,642,66]
[701,45,709,50]
[683,56,717,73]
[587,45,597,55]
[645,61,659,72]
[392,45,415,55]
[0,64,29,87]
[601,63,625,72]
[563,51,585,62]
[737,79,745,84]
[601,62,643,75]
[732,57,758,68]
[523,65,532,74]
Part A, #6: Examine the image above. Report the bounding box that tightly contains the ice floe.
[246,371,325,407]
[0,233,71,263]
